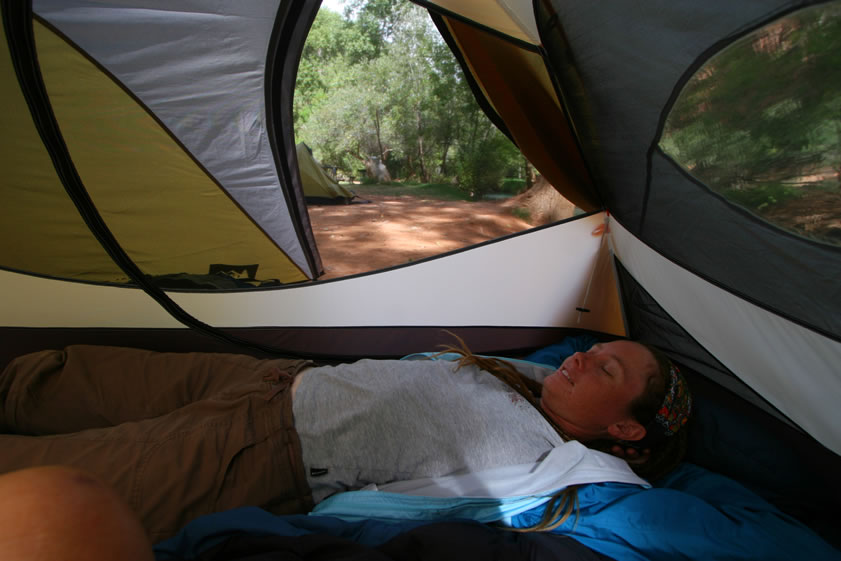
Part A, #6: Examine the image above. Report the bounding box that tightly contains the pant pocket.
[213,415,312,518]
[133,405,258,542]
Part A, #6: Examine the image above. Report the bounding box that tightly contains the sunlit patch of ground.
[307,191,534,280]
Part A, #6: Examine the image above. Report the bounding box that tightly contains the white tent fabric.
[610,219,841,455]
[5,213,623,335]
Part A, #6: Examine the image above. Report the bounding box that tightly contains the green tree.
[454,113,520,198]
[295,1,523,190]
[344,0,412,56]
[293,9,363,128]
[381,5,442,181]
[661,3,841,209]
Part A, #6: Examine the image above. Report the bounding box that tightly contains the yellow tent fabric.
[296,144,354,201]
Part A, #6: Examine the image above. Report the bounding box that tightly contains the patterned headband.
[653,363,692,437]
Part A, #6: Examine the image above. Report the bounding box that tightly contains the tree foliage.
[294,1,522,196]
[661,3,841,216]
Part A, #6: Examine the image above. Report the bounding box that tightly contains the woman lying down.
[0,336,837,560]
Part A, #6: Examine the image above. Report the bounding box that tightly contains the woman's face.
[540,340,656,442]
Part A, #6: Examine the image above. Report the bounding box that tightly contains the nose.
[571,351,588,370]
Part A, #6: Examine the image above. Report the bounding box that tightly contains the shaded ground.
[761,189,841,245]
[308,189,536,280]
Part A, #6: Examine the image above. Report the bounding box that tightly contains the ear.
[607,418,646,442]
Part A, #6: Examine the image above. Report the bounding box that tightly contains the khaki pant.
[0,345,314,542]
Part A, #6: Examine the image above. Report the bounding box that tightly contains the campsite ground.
[307,181,841,281]
[307,187,549,280]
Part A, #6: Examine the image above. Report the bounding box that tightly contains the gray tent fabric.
[537,0,841,340]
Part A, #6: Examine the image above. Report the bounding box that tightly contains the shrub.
[721,182,803,212]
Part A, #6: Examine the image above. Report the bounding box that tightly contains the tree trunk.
[524,158,534,189]
[440,141,450,176]
[416,108,429,182]
[406,154,415,179]
[505,175,575,226]
[418,138,429,182]
[364,157,392,183]
[375,107,385,162]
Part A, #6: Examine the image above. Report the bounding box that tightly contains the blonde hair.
[506,486,579,533]
[434,334,579,532]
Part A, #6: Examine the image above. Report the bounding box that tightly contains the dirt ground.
[761,189,841,245]
[307,182,840,279]
[307,189,536,279]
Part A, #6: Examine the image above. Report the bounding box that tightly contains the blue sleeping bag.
[155,462,839,561]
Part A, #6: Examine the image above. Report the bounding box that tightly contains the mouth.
[561,367,573,385]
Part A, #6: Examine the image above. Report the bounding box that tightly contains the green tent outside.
[297,143,354,203]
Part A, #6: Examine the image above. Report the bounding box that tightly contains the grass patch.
[500,177,527,194]
[511,207,531,221]
[347,181,472,201]
[721,182,803,212]
[342,178,528,201]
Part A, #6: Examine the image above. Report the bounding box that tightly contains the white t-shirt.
[292,358,563,503]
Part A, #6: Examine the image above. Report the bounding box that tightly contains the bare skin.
[291,368,307,399]
[0,466,154,561]
[540,340,657,442]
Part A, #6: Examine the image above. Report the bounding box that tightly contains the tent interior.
[1,0,840,557]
